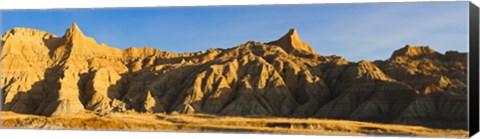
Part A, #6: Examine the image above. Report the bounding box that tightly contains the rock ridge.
[1,24,468,130]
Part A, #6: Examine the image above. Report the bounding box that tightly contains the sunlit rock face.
[1,23,467,129]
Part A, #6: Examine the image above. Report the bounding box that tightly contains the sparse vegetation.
[1,112,468,137]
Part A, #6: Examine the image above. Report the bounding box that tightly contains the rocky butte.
[1,23,468,130]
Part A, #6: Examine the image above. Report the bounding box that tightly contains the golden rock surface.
[1,23,467,131]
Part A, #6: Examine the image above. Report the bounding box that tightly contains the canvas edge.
[469,1,480,137]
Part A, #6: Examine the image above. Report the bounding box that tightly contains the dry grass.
[1,111,467,137]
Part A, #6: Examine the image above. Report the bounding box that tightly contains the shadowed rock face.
[1,23,467,129]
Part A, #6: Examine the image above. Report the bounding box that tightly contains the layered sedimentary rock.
[1,23,468,129]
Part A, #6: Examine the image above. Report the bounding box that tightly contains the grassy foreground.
[1,111,467,137]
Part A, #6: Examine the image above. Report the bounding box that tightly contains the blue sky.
[1,2,469,61]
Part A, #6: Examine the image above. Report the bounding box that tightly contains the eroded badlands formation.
[1,23,467,129]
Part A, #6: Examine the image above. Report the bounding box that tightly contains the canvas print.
[0,1,473,137]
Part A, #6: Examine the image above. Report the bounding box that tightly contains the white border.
[0,0,473,10]
[1,0,479,139]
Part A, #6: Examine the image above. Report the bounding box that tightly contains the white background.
[0,0,479,139]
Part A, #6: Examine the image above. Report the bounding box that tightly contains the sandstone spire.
[63,22,86,42]
[267,28,316,55]
[143,90,164,113]
[59,22,108,53]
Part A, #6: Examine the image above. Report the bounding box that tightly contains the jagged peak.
[57,23,107,52]
[63,22,86,40]
[285,28,299,39]
[2,27,56,41]
[5,27,47,34]
[267,28,316,55]
[390,45,438,58]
